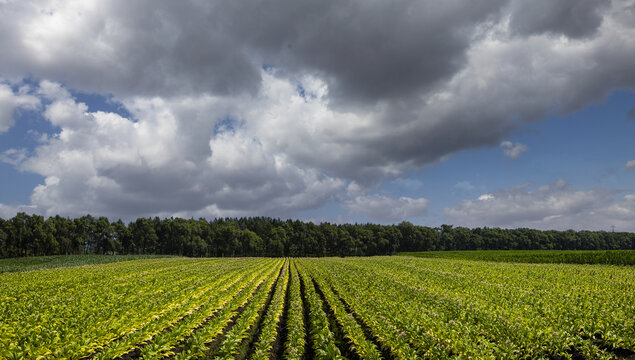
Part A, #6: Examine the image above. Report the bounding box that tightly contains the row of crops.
[1,256,634,359]
[401,250,635,266]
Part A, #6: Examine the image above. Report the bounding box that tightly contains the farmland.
[0,254,174,274]
[400,250,635,266]
[1,257,634,359]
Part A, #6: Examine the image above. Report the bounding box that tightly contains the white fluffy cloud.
[11,76,347,218]
[500,141,528,159]
[445,180,635,231]
[0,0,634,220]
[626,159,635,169]
[0,82,39,133]
[343,195,429,222]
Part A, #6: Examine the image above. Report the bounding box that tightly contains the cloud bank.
[445,180,635,231]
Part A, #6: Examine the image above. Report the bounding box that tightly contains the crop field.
[0,255,174,274]
[400,250,635,266]
[1,257,634,360]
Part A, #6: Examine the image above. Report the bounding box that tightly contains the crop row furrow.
[90,261,263,360]
[296,263,345,360]
[303,262,395,360]
[282,260,305,360]
[300,261,420,360]
[2,259,246,359]
[165,259,284,360]
[132,258,283,360]
[208,259,286,360]
[249,260,290,360]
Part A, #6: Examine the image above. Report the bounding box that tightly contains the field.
[400,250,635,266]
[1,256,634,359]
[0,255,173,274]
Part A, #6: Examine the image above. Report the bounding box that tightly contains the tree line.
[0,213,633,258]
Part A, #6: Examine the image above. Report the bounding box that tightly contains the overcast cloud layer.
[1,0,634,228]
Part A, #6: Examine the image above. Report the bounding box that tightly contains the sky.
[1,0,634,231]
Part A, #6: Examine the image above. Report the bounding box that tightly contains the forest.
[0,213,633,258]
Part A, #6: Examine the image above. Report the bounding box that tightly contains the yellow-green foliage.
[1,257,633,359]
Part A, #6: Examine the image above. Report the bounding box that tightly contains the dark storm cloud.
[0,0,509,103]
[0,0,625,103]
[0,1,262,97]
[509,0,611,38]
[224,0,507,104]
